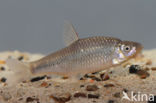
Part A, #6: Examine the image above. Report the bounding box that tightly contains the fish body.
[6,22,143,85]
[30,36,142,76]
[31,37,121,76]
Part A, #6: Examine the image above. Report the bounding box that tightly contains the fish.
[6,21,143,85]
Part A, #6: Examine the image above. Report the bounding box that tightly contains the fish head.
[120,41,143,58]
[112,41,143,64]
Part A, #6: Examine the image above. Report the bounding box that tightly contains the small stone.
[0,67,5,71]
[123,88,128,93]
[129,65,150,79]
[62,76,68,79]
[137,70,150,79]
[151,67,156,71]
[0,90,3,94]
[18,56,24,61]
[129,65,140,74]
[1,77,7,82]
[26,97,39,103]
[86,85,99,91]
[88,94,100,99]
[40,82,49,87]
[92,72,98,74]
[80,77,85,80]
[100,73,110,81]
[74,92,87,98]
[80,85,84,88]
[113,92,120,98]
[140,74,148,79]
[91,77,101,81]
[84,74,90,78]
[145,67,150,71]
[104,84,115,88]
[108,100,115,103]
[46,76,51,79]
[26,97,34,102]
[50,93,71,103]
[30,76,46,82]
[83,74,102,81]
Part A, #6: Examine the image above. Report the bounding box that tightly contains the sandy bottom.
[0,49,155,103]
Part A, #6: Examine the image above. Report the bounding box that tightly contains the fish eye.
[124,46,131,52]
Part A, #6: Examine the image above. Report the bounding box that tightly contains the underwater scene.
[0,1,155,103]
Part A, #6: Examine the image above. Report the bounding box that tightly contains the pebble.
[40,82,49,87]
[26,97,39,103]
[0,66,5,71]
[84,74,90,78]
[137,70,150,79]
[100,73,110,81]
[62,76,68,79]
[50,93,71,103]
[113,92,120,98]
[1,77,7,83]
[83,74,101,81]
[108,100,115,103]
[26,97,34,102]
[104,84,115,88]
[129,65,150,79]
[80,85,85,88]
[80,77,85,80]
[30,76,46,82]
[145,67,150,71]
[88,94,100,99]
[151,67,156,71]
[46,76,51,80]
[86,85,99,91]
[18,56,24,61]
[92,72,99,74]
[129,65,140,74]
[74,92,87,98]
[123,88,128,93]
[90,76,101,81]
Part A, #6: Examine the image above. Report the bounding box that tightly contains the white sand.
[0,49,155,103]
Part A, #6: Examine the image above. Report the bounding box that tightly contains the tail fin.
[6,59,32,86]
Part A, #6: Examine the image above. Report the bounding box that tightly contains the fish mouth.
[132,42,143,58]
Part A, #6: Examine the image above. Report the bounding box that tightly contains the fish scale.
[30,37,122,75]
[6,22,142,86]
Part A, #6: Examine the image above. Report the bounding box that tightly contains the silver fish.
[6,22,143,85]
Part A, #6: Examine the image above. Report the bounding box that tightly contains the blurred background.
[0,0,156,54]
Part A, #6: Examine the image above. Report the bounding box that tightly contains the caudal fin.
[6,59,32,86]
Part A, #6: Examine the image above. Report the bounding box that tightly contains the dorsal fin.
[63,21,79,46]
